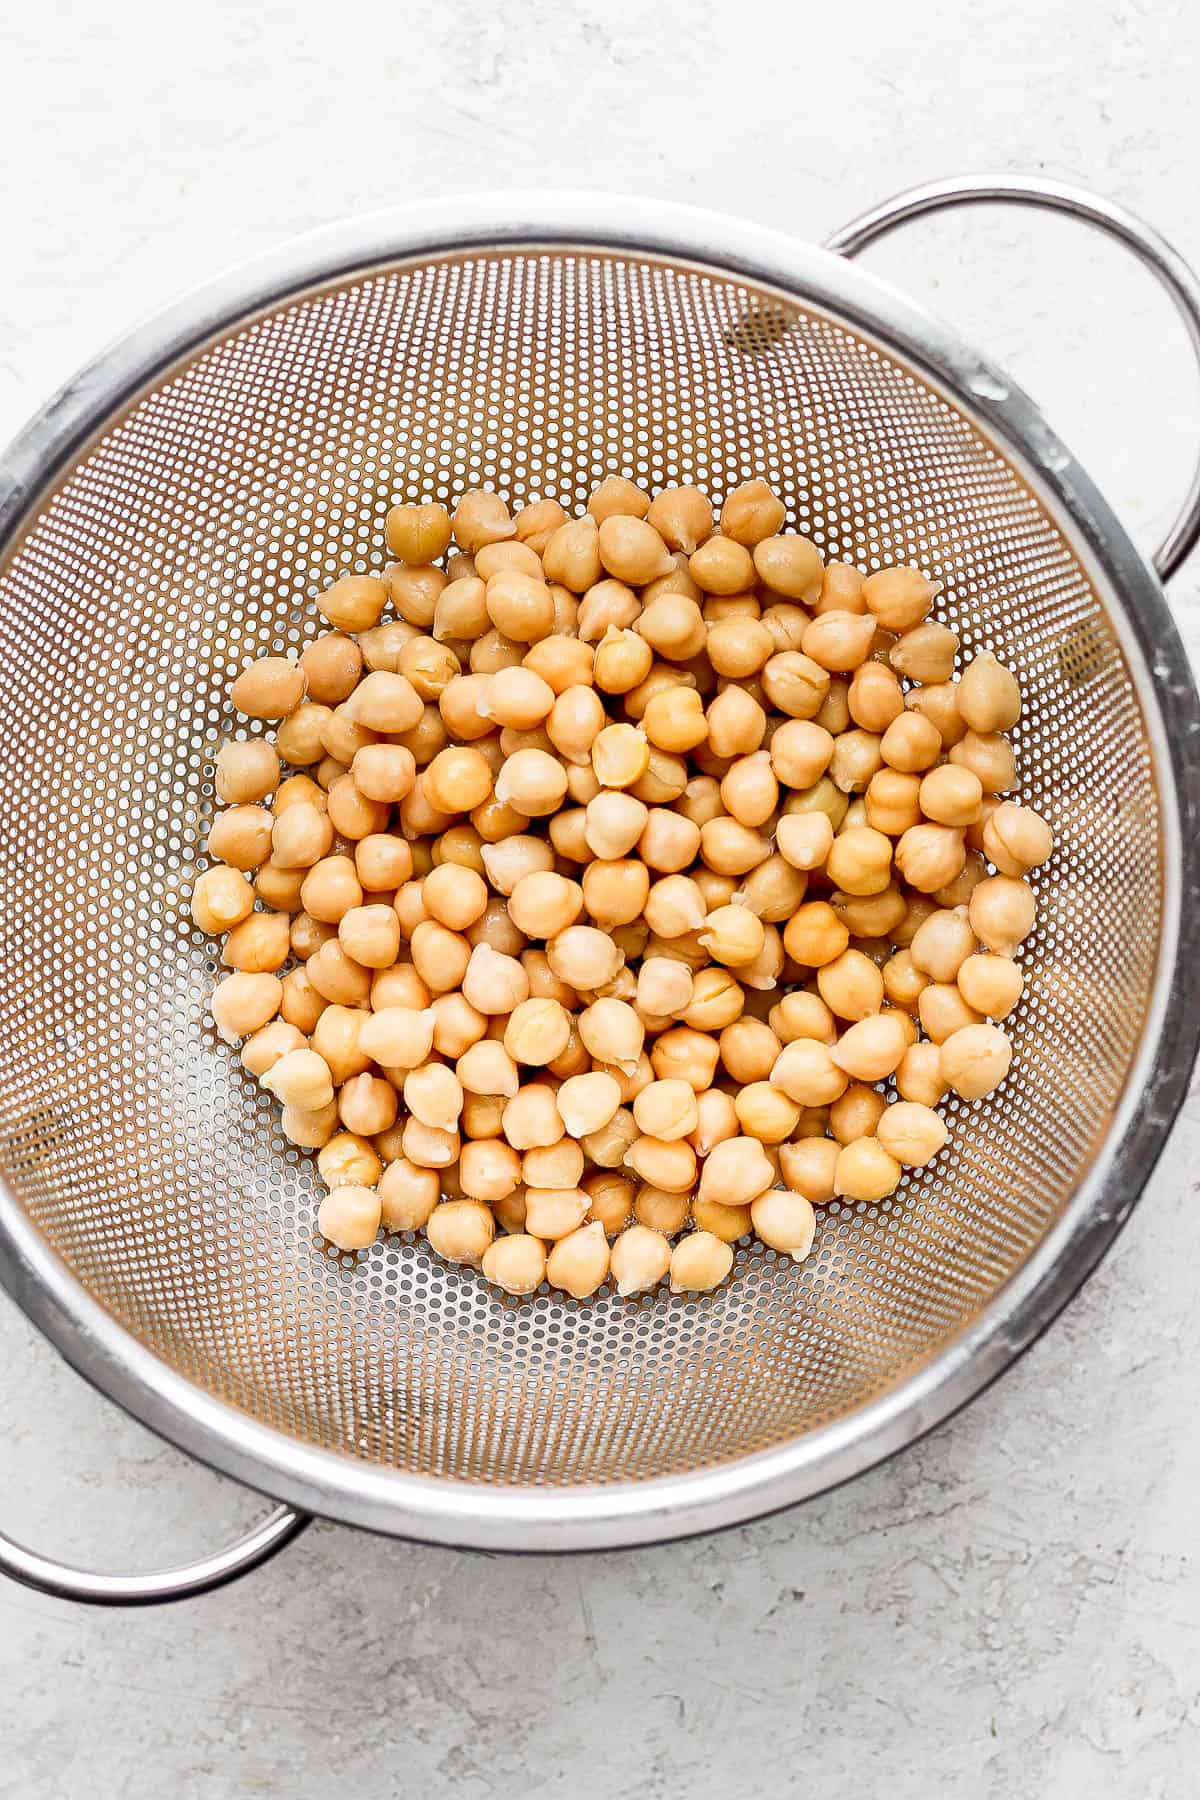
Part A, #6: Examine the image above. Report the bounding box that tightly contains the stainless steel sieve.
[2,175,1200,1606]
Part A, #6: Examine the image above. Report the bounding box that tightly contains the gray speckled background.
[4,2,1200,1793]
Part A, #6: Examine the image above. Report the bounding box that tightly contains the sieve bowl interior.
[0,207,1192,1545]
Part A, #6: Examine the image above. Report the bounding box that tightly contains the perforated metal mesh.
[0,250,1158,1489]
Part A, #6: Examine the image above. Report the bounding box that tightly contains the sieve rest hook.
[824,173,1200,584]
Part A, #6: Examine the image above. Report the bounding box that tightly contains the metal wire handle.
[1,1313,308,1604]
[825,173,1200,582]
[0,1477,307,1605]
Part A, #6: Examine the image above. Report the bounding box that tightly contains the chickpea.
[456,1037,520,1099]
[831,1084,886,1146]
[499,996,569,1067]
[715,1018,778,1085]
[918,983,982,1044]
[688,534,755,595]
[227,655,305,721]
[760,652,829,719]
[469,628,523,676]
[767,1036,844,1106]
[775,1138,836,1206]
[706,686,767,759]
[949,730,1017,794]
[782,902,849,969]
[576,578,640,644]
[640,685,706,754]
[591,624,652,696]
[906,681,966,750]
[882,948,930,1011]
[543,928,618,1000]
[418,863,486,934]
[448,489,513,553]
[630,1079,698,1143]
[831,1011,908,1083]
[522,635,593,698]
[861,566,938,632]
[752,534,823,602]
[705,616,774,680]
[316,1183,382,1253]
[847,661,903,734]
[338,1071,398,1137]
[956,952,1023,1020]
[381,500,450,566]
[587,722,647,792]
[408,920,471,995]
[939,1022,1013,1100]
[828,729,882,796]
[308,1005,369,1085]
[461,1093,507,1141]
[240,1019,306,1080]
[968,874,1036,954]
[522,1185,591,1242]
[215,739,280,805]
[800,610,876,675]
[253,858,306,914]
[206,805,273,873]
[783,776,849,833]
[300,632,363,704]
[692,904,758,970]
[671,964,736,1030]
[261,1046,334,1111]
[529,1074,611,1153]
[430,999,485,1081]
[452,944,523,1020]
[425,1198,496,1267]
[981,801,1054,876]
[693,1136,772,1209]
[541,516,602,591]
[833,1136,901,1203]
[604,1223,670,1296]
[370,963,430,1009]
[377,1157,440,1232]
[895,1040,948,1107]
[669,1231,734,1293]
[476,836,550,899]
[575,997,642,1075]
[910,907,977,982]
[863,768,922,838]
[887,621,957,684]
[315,1132,382,1191]
[333,903,398,970]
[580,858,647,928]
[775,812,833,874]
[220,910,291,973]
[401,1117,460,1168]
[640,484,710,554]
[816,947,884,1022]
[630,746,689,805]
[823,825,891,898]
[500,871,578,942]
[650,1026,721,1092]
[712,478,781,547]
[731,1079,797,1143]
[512,497,567,554]
[192,865,254,934]
[919,764,983,828]
[955,649,1021,733]
[544,1221,610,1298]
[715,753,774,829]
[747,1189,815,1261]
[880,711,942,775]
[476,1232,545,1297]
[457,1137,521,1203]
[894,823,965,894]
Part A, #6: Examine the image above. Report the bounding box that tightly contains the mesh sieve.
[1,187,1198,1568]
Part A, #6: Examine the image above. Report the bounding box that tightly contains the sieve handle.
[0,1502,308,1606]
[824,173,1200,582]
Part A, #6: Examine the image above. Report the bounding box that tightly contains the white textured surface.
[3,3,1200,1794]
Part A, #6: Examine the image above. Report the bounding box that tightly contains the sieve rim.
[2,192,1198,1550]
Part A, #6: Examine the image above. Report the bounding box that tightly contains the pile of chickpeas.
[196,475,1053,1300]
